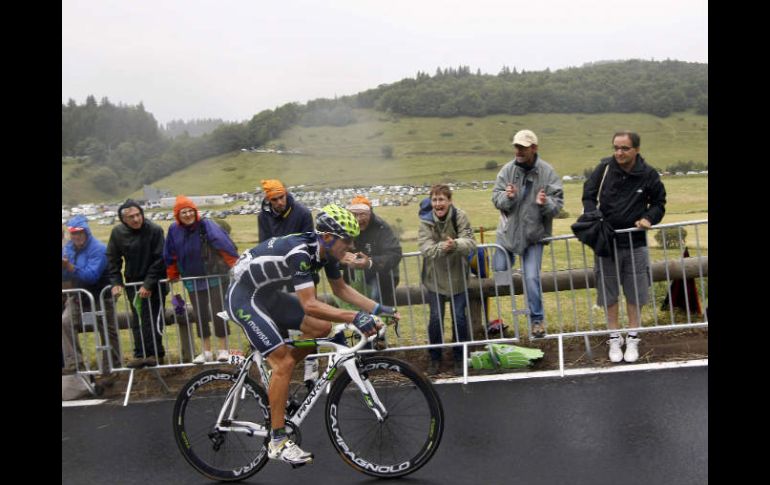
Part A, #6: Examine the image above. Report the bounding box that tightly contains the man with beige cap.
[491,129,564,338]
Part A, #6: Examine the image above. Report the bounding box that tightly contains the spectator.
[342,195,403,307]
[581,131,666,363]
[258,179,313,242]
[491,129,564,338]
[418,184,477,375]
[164,195,239,364]
[62,214,120,377]
[107,199,168,368]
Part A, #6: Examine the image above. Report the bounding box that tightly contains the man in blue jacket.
[62,215,121,375]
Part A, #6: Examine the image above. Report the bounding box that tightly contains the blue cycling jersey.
[231,233,342,294]
[225,233,343,355]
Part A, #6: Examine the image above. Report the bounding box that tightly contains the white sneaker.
[303,358,319,383]
[193,351,213,364]
[267,438,313,465]
[624,336,641,363]
[608,336,624,363]
[216,349,230,362]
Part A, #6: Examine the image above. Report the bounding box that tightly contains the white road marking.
[62,399,108,407]
[434,358,708,385]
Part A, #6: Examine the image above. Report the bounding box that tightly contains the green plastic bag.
[469,343,544,370]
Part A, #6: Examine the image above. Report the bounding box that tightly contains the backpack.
[418,197,488,277]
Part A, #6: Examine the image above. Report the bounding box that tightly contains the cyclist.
[225,204,400,466]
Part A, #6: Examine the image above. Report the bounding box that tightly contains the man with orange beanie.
[258,179,314,243]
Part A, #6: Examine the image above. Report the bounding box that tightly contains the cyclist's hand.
[352,311,378,336]
[373,303,397,316]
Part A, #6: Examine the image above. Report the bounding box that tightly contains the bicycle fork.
[214,364,269,438]
[342,359,389,422]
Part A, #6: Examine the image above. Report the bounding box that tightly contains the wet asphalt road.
[62,366,707,485]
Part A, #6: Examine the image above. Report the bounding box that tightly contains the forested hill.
[355,59,707,118]
[62,59,707,204]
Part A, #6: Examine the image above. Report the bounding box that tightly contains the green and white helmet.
[316,204,360,239]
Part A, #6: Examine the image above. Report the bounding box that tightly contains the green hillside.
[140,110,707,197]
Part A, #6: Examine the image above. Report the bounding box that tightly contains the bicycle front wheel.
[325,356,444,478]
[172,369,271,482]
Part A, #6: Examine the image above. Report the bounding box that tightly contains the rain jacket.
[418,202,477,296]
[258,192,313,242]
[62,214,110,297]
[492,155,564,255]
[163,196,239,291]
[351,211,402,281]
[582,155,666,248]
[106,199,167,291]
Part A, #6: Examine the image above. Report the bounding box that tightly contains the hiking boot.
[427,360,441,375]
[126,357,148,369]
[624,336,641,363]
[61,364,77,375]
[607,336,624,363]
[531,321,546,339]
[267,438,313,465]
[193,351,213,364]
[216,349,230,362]
[144,355,163,367]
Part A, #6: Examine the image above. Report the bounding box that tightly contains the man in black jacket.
[581,131,666,364]
[106,199,169,368]
[343,195,403,307]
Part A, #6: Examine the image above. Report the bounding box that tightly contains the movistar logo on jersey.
[237,309,252,321]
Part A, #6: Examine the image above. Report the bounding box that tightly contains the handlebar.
[331,317,388,354]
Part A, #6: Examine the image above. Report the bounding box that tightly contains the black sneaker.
[453,361,464,375]
[427,360,440,375]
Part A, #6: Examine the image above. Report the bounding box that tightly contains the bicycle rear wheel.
[172,369,271,482]
[325,356,444,478]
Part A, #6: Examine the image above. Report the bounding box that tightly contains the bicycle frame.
[212,323,389,439]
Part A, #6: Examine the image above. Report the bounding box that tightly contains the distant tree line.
[347,59,707,118]
[161,118,225,138]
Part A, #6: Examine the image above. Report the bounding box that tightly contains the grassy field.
[79,109,709,201]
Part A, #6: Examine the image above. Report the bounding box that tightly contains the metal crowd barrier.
[62,219,708,397]
[314,219,708,380]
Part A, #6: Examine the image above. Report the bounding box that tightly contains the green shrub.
[485,160,498,170]
[654,227,687,248]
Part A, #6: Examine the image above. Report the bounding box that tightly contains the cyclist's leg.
[225,285,287,429]
[264,292,332,368]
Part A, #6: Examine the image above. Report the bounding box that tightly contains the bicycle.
[172,317,444,481]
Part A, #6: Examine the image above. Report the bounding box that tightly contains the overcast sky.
[62,0,708,125]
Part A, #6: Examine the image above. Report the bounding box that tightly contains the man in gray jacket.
[492,130,564,338]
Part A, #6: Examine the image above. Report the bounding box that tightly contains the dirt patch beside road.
[89,328,708,403]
